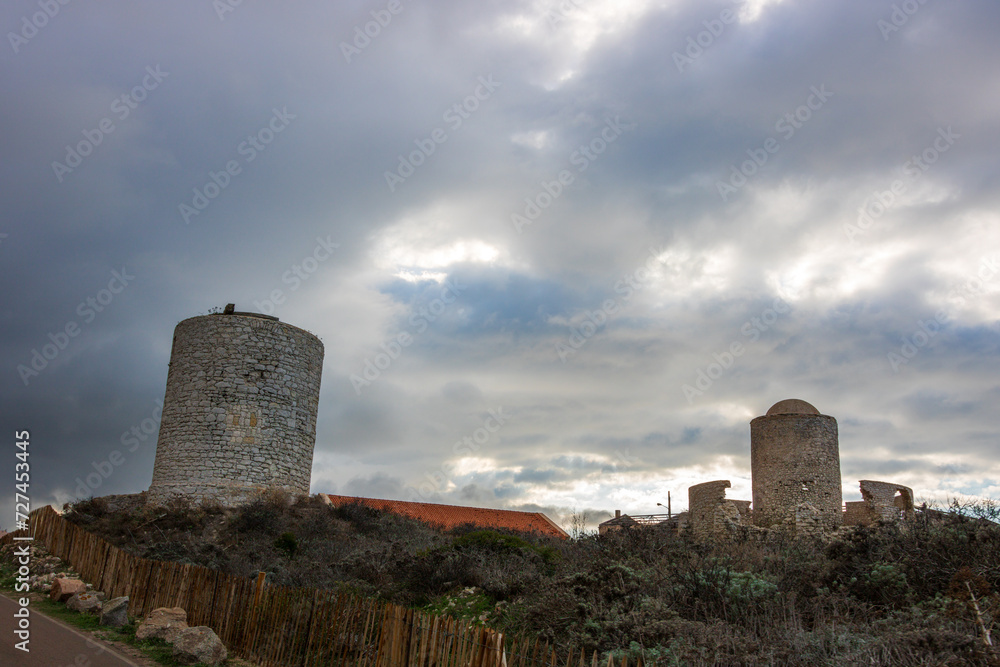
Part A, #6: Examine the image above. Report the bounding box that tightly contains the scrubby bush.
[229,491,288,535]
[60,496,1000,666]
[274,532,298,559]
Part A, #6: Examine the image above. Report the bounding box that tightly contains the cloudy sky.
[2,0,998,531]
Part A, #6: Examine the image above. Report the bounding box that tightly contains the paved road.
[0,593,139,666]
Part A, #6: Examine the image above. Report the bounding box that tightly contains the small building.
[598,510,685,535]
[598,511,640,534]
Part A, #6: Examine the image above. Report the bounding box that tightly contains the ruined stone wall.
[843,480,914,526]
[729,500,752,522]
[688,480,746,538]
[843,501,871,526]
[792,502,827,537]
[148,313,324,505]
[751,413,842,531]
[860,480,914,521]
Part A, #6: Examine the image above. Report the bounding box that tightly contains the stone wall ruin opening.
[843,480,915,526]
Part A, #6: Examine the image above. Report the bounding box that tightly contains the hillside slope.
[64,493,1000,666]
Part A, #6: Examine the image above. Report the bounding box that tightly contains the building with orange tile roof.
[320,494,568,539]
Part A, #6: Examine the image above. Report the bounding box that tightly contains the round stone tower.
[147,307,324,505]
[750,399,842,531]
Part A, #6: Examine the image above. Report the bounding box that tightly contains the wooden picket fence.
[2,507,641,667]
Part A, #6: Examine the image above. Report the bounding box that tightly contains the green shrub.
[452,529,558,565]
[274,531,298,559]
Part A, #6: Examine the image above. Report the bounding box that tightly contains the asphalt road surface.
[0,593,139,666]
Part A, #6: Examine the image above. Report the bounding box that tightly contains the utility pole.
[657,492,672,520]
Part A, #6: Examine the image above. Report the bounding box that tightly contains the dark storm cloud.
[342,472,406,499]
[2,0,999,530]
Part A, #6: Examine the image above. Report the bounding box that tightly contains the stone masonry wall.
[843,501,871,527]
[688,480,747,538]
[148,313,324,505]
[750,413,842,532]
[842,480,915,526]
[792,502,827,538]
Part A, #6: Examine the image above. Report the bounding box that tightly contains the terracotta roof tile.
[320,494,568,539]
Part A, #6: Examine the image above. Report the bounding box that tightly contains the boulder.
[49,577,86,602]
[66,592,102,614]
[172,626,228,666]
[100,596,129,627]
[136,607,189,643]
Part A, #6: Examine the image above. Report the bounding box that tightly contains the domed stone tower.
[750,399,842,531]
[147,306,324,505]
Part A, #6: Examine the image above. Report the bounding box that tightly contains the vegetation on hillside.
[63,493,1000,666]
